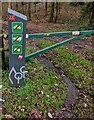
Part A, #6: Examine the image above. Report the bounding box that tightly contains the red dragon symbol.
[8,15,16,21]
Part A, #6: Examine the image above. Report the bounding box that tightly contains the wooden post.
[0,35,2,68]
[0,35,5,69]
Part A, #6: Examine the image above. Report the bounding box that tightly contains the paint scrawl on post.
[9,66,25,85]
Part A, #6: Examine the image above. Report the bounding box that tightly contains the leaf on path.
[52,96,56,99]
[21,108,25,112]
[48,112,53,118]
[47,95,50,97]
[28,109,42,119]
[5,114,13,119]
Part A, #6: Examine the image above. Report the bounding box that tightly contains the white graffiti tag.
[9,66,25,84]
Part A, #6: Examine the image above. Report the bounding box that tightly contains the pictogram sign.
[12,45,22,54]
[12,22,23,33]
[12,34,22,44]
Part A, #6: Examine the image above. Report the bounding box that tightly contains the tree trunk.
[49,2,55,22]
[34,2,37,13]
[45,1,48,16]
[28,3,31,20]
[15,2,18,10]
[89,2,94,28]
[11,2,12,9]
[8,2,11,8]
[8,2,12,8]
[21,2,24,14]
[58,3,61,14]
[55,2,59,23]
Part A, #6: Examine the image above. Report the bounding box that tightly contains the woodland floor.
[1,16,94,119]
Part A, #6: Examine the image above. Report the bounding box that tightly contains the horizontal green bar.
[3,30,94,39]
[25,31,93,60]
[27,30,94,38]
[28,31,71,38]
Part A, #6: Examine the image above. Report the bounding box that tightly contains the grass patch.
[2,44,67,118]
[37,38,93,118]
[38,38,92,93]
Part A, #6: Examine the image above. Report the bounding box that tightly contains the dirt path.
[30,38,79,118]
[38,58,78,118]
